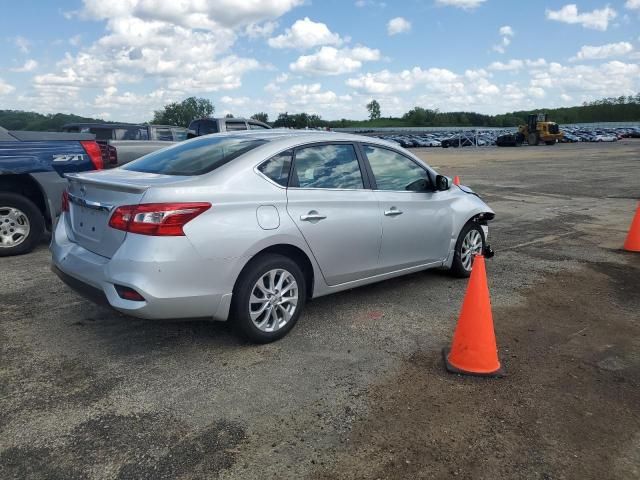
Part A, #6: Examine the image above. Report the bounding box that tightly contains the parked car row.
[369,125,640,148]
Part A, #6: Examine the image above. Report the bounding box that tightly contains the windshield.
[123,136,267,176]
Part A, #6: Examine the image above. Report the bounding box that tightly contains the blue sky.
[1,0,639,122]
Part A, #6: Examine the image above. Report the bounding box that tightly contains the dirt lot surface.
[1,141,639,480]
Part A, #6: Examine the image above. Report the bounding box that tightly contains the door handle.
[300,211,327,221]
[384,208,403,217]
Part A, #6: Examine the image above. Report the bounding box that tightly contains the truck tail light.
[61,190,69,213]
[80,140,104,170]
[108,203,211,236]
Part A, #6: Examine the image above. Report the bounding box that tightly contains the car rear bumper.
[50,214,234,321]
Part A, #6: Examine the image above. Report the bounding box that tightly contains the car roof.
[196,128,408,151]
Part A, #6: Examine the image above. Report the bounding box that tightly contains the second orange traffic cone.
[623,203,640,252]
[443,255,504,377]
[453,175,461,186]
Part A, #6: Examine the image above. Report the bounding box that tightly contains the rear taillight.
[108,203,211,236]
[107,144,118,167]
[61,190,69,213]
[80,140,104,170]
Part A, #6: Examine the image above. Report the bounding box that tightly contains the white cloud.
[571,42,634,61]
[488,59,524,71]
[387,17,411,36]
[10,59,38,72]
[69,34,82,47]
[268,17,342,49]
[290,46,380,75]
[245,21,278,38]
[546,4,617,31]
[220,95,251,106]
[435,0,486,10]
[493,25,514,54]
[499,25,514,37]
[0,78,16,95]
[625,0,640,10]
[14,36,30,54]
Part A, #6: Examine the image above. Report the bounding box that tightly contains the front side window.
[363,145,431,192]
[123,136,267,176]
[258,150,292,187]
[249,123,269,130]
[292,144,363,189]
[199,120,219,135]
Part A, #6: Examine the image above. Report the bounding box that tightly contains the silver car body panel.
[51,131,493,322]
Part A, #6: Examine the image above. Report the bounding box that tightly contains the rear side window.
[292,144,364,189]
[123,136,267,176]
[172,128,188,141]
[154,128,173,141]
[258,150,292,187]
[249,123,269,130]
[226,121,248,131]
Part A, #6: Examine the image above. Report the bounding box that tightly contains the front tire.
[231,254,306,343]
[0,193,45,257]
[450,222,486,278]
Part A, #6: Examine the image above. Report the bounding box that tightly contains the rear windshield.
[123,136,267,176]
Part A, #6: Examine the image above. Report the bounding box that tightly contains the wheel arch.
[233,243,315,300]
[0,174,49,225]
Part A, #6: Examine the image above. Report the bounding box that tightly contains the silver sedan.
[51,130,494,342]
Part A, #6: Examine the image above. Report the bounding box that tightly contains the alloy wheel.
[249,269,299,333]
[461,229,483,271]
[0,207,30,249]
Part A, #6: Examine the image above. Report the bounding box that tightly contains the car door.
[361,144,453,271]
[286,143,382,286]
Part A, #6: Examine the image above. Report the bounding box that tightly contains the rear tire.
[0,193,45,257]
[450,222,486,278]
[545,140,555,146]
[231,254,306,343]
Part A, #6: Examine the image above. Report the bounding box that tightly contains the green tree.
[152,97,214,127]
[366,99,381,120]
[251,112,269,123]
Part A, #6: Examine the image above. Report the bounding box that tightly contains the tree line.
[2,94,639,132]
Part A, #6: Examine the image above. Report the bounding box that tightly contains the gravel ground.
[1,140,639,480]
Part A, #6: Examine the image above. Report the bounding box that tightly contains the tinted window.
[258,150,292,187]
[249,123,269,130]
[123,136,267,176]
[364,145,431,192]
[172,128,188,141]
[89,128,113,140]
[115,127,148,140]
[154,128,173,141]
[293,144,363,189]
[199,120,219,135]
[226,121,248,131]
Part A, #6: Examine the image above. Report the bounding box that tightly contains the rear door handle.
[300,211,327,221]
[384,208,403,217]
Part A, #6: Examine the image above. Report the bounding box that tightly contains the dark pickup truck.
[0,127,103,256]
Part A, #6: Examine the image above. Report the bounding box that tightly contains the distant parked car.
[593,134,617,142]
[51,131,494,343]
[187,118,271,138]
[62,123,187,142]
[0,126,103,256]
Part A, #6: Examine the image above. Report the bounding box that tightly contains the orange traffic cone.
[443,255,504,377]
[623,203,640,252]
[453,175,461,186]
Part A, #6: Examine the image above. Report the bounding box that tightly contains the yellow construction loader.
[497,113,564,146]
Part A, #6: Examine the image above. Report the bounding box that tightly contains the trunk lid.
[65,169,191,258]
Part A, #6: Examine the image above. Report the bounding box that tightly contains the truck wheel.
[0,193,45,257]
[545,141,555,146]
[528,133,539,146]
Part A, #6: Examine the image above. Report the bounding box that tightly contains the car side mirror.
[435,175,451,191]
